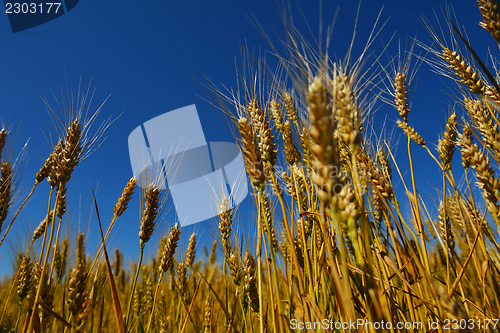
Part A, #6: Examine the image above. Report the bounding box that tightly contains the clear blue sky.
[0,0,495,275]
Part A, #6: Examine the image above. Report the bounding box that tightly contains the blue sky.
[0,0,495,274]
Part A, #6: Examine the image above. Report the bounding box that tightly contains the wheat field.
[1,1,500,332]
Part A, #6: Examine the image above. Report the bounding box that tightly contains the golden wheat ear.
[451,20,500,100]
[478,0,500,44]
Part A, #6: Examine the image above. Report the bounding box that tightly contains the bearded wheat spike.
[464,98,500,154]
[227,251,241,286]
[397,120,426,146]
[185,233,197,269]
[438,200,456,254]
[208,239,217,265]
[248,100,277,167]
[36,138,63,185]
[270,100,284,132]
[56,183,67,218]
[377,148,392,182]
[441,47,485,95]
[203,295,212,333]
[176,262,187,299]
[54,238,68,283]
[479,0,500,44]
[237,116,266,190]
[159,223,181,275]
[261,194,278,251]
[284,92,298,122]
[34,262,54,320]
[372,188,385,224]
[17,255,33,305]
[395,72,410,121]
[458,127,500,220]
[51,120,83,186]
[76,232,86,266]
[458,123,474,169]
[32,210,54,241]
[133,286,142,318]
[300,126,312,167]
[139,185,160,246]
[113,248,122,278]
[437,112,458,171]
[307,76,342,201]
[242,251,259,314]
[114,177,137,218]
[282,121,301,165]
[218,196,233,257]
[357,148,393,199]
[335,70,362,150]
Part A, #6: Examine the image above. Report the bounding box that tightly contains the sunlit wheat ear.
[145,276,154,313]
[334,70,362,151]
[479,0,500,44]
[457,124,500,219]
[282,121,301,166]
[457,123,474,169]
[299,126,312,168]
[442,48,486,95]
[68,233,88,332]
[237,116,266,191]
[270,100,284,132]
[0,161,12,233]
[202,295,212,333]
[55,183,67,218]
[47,119,83,187]
[377,147,392,182]
[437,112,458,171]
[114,177,137,218]
[372,188,385,225]
[34,262,54,322]
[307,76,342,202]
[35,138,62,185]
[76,232,86,266]
[159,223,181,275]
[54,238,68,283]
[185,233,196,270]
[397,120,426,146]
[218,196,233,257]
[283,92,298,122]
[248,100,277,168]
[227,251,241,286]
[333,184,359,222]
[446,195,464,231]
[208,240,217,265]
[438,200,456,254]
[133,285,142,319]
[113,248,122,278]
[357,148,393,199]
[394,72,411,122]
[176,262,187,299]
[0,128,6,160]
[261,193,278,251]
[242,251,259,314]
[32,210,54,242]
[464,98,500,153]
[138,185,160,247]
[17,255,33,305]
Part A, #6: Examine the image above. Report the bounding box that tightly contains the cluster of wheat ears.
[1,1,500,332]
